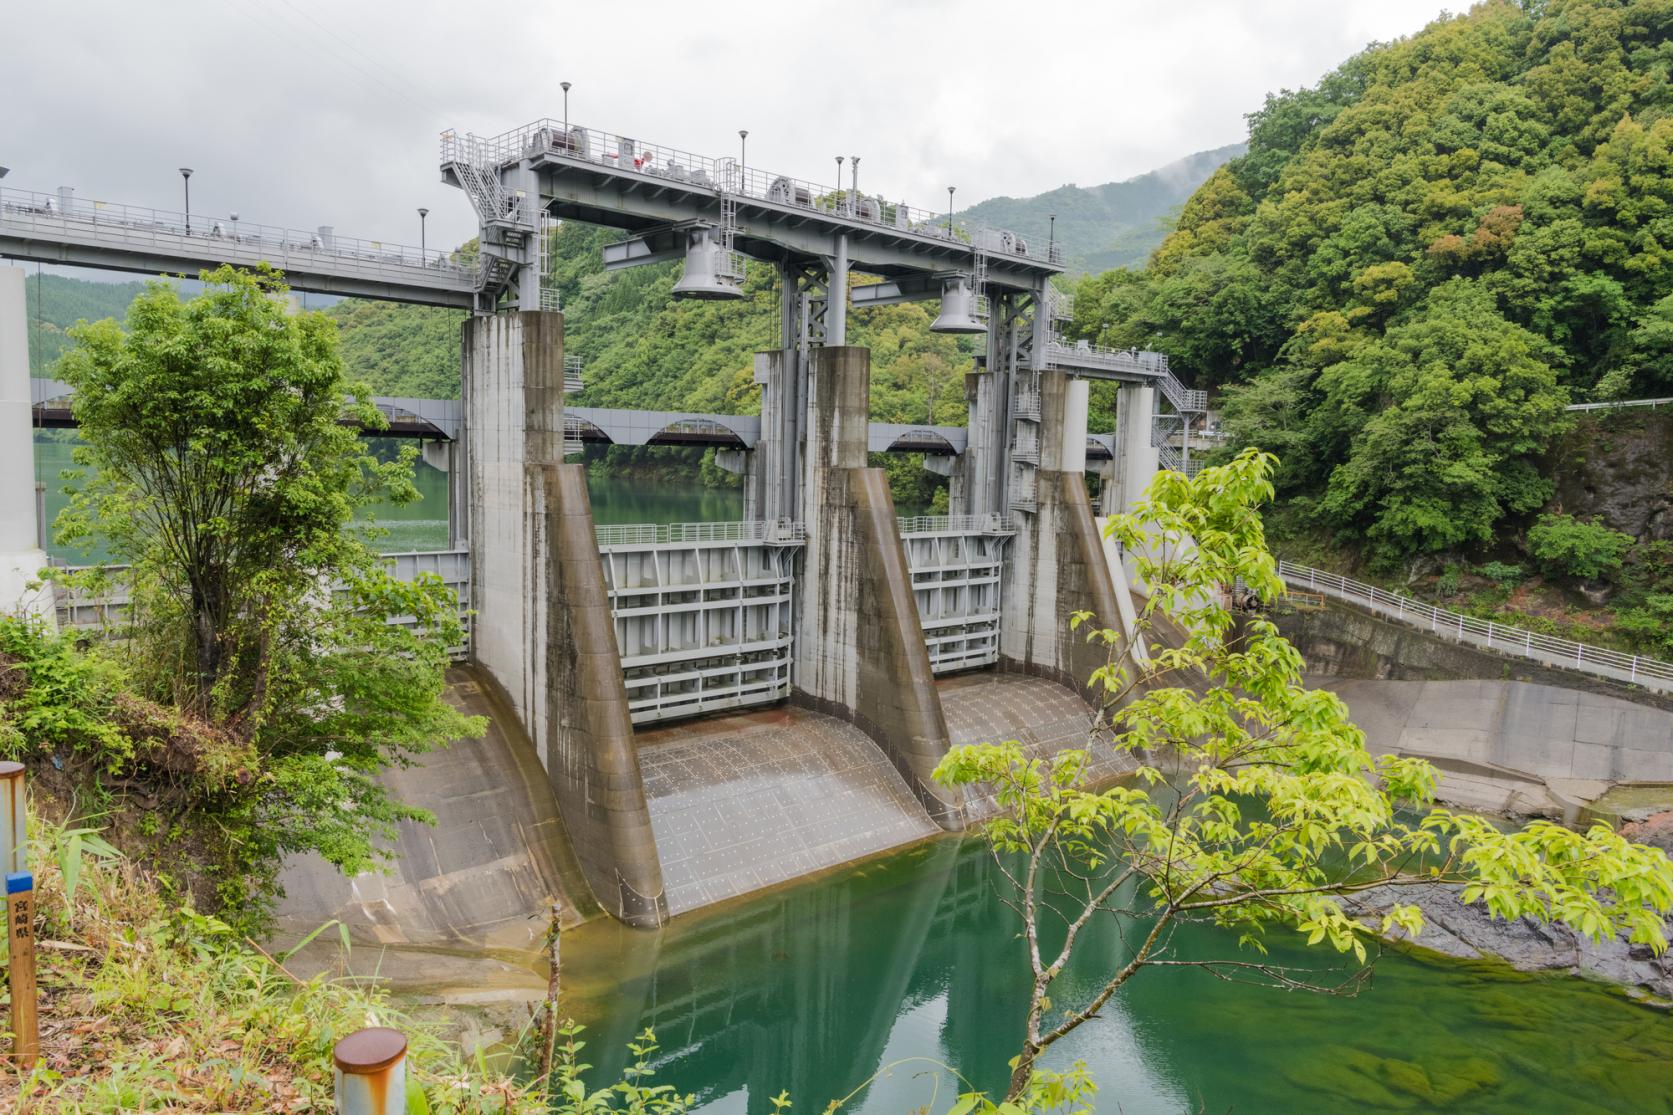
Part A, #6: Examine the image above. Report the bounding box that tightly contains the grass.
[0,814,545,1114]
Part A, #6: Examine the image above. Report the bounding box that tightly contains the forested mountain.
[956,143,1245,273]
[1071,0,1673,568]
[22,273,149,370]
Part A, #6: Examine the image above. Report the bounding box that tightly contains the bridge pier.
[793,345,964,827]
[462,310,666,927]
[0,267,53,624]
[1000,370,1126,704]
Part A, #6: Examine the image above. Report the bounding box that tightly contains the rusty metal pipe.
[333,1027,407,1115]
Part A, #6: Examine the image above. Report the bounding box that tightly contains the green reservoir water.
[35,435,743,562]
[561,836,1673,1115]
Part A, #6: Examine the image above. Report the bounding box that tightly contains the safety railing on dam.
[598,522,803,724]
[52,548,473,656]
[1278,560,1673,693]
[900,515,1012,674]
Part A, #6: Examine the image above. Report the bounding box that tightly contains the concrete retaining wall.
[1328,678,1673,785]
[1276,600,1673,714]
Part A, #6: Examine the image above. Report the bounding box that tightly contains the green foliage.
[1616,593,1673,657]
[40,266,482,926]
[1526,511,1636,579]
[1474,560,1525,586]
[1078,0,1673,564]
[933,449,1673,1101]
[545,1023,693,1114]
[12,813,547,1112]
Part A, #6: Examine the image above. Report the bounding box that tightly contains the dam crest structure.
[0,114,1285,934]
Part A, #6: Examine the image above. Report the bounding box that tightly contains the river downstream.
[559,836,1671,1115]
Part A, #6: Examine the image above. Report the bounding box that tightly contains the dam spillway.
[635,707,939,915]
[273,667,593,946]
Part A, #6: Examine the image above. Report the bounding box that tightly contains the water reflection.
[561,836,1673,1115]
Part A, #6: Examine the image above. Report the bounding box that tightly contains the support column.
[462,310,666,927]
[1113,382,1159,515]
[0,268,52,624]
[999,370,1127,706]
[794,346,963,827]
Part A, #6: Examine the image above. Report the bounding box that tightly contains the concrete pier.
[794,346,964,826]
[0,267,53,623]
[462,311,667,927]
[1000,370,1128,705]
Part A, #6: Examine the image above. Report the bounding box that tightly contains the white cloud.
[1,0,1450,255]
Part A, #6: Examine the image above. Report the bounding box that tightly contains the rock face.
[1348,882,1673,1004]
[1549,408,1673,543]
[1622,810,1673,853]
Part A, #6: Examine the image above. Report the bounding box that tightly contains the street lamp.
[418,208,429,259]
[835,156,844,210]
[1048,213,1056,259]
[946,186,955,235]
[851,155,860,213]
[739,129,748,171]
[179,167,193,235]
[230,212,239,244]
[561,81,572,135]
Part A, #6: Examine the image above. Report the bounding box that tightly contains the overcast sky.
[4,0,1451,256]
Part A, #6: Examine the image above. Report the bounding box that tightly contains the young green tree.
[1526,511,1636,581]
[935,450,1673,1101]
[53,265,481,917]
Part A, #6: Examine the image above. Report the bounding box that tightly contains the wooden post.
[0,762,34,1071]
[6,871,37,1071]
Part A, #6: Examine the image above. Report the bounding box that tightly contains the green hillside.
[1072,0,1673,569]
[22,272,150,371]
[956,143,1245,273]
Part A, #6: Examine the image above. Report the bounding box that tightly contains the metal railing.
[53,549,472,655]
[1565,397,1672,412]
[0,187,479,288]
[1045,337,1173,378]
[1277,559,1673,692]
[595,520,806,548]
[442,121,1066,267]
[898,514,1011,536]
[1156,443,1205,478]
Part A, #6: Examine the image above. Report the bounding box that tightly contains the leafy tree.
[1526,511,1636,580]
[1319,280,1568,564]
[51,265,481,919]
[1081,0,1673,562]
[934,450,1673,1101]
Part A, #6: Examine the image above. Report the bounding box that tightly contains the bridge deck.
[1,187,478,308]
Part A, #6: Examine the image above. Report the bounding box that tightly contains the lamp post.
[739,129,748,172]
[230,212,239,244]
[418,208,429,260]
[179,167,193,235]
[1048,214,1056,260]
[851,155,860,213]
[835,156,844,211]
[946,186,955,235]
[561,81,572,135]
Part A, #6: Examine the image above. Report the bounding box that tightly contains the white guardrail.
[898,514,1012,536]
[0,187,479,288]
[595,520,806,548]
[1565,397,1672,412]
[1277,560,1673,693]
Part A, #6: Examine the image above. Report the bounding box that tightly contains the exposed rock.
[1549,409,1673,544]
[1347,882,1673,1003]
[1621,810,1673,855]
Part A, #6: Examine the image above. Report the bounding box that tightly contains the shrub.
[1526,513,1634,581]
[1475,561,1525,586]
